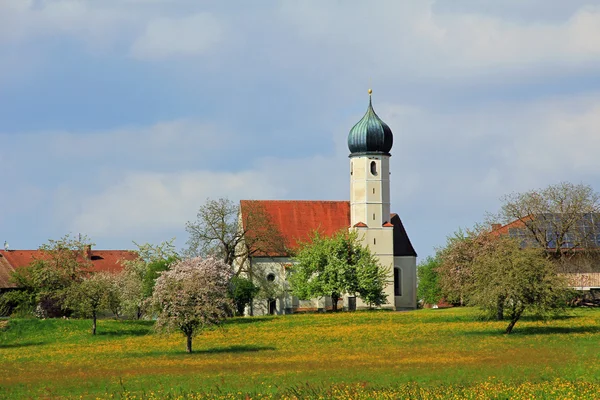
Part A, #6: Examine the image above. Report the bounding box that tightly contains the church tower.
[348,89,393,228]
[346,90,416,311]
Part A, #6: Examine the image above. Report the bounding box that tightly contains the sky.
[2,0,600,258]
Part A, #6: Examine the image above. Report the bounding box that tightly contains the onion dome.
[348,90,393,156]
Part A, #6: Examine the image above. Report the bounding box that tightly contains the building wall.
[394,256,417,309]
[246,257,297,316]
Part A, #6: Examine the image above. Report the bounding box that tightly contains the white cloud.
[67,169,286,238]
[0,119,238,172]
[130,13,224,60]
[276,2,600,79]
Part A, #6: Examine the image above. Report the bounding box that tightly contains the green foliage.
[417,256,442,306]
[0,290,36,317]
[289,230,388,310]
[8,234,94,317]
[468,236,570,333]
[117,240,178,319]
[141,256,178,298]
[65,272,119,334]
[228,276,259,316]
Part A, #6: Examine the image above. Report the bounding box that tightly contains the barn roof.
[0,249,138,289]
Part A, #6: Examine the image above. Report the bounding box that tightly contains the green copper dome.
[347,94,393,156]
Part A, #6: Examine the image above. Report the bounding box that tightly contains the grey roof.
[391,214,417,257]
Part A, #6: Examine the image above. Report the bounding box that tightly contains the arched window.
[370,161,377,176]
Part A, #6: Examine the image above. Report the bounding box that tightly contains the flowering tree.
[152,257,233,353]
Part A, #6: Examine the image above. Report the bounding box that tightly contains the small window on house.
[370,161,377,176]
[394,268,402,296]
[374,238,376,245]
[266,273,276,282]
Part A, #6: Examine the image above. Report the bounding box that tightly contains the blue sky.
[2,0,600,258]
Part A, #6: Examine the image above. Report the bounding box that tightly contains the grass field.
[1,308,599,399]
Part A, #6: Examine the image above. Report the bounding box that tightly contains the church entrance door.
[268,299,277,315]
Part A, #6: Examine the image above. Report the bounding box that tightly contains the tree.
[117,240,178,319]
[437,228,489,307]
[184,198,286,271]
[289,230,388,311]
[66,272,117,335]
[228,276,259,316]
[495,182,600,259]
[438,226,512,319]
[152,257,233,353]
[468,236,570,334]
[9,234,93,317]
[417,256,443,306]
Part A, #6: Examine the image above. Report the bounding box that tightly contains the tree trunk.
[331,295,339,312]
[186,333,193,353]
[505,306,524,334]
[92,311,97,335]
[496,296,505,321]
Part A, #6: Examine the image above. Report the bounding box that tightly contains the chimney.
[84,244,92,260]
[491,224,502,231]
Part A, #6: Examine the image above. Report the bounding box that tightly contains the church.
[238,91,417,315]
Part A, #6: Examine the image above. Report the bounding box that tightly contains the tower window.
[373,188,375,194]
[350,162,353,176]
[373,213,375,220]
[374,238,376,245]
[370,161,377,176]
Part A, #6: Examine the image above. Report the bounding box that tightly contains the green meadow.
[1,308,599,399]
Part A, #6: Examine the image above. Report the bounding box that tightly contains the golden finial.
[368,88,372,95]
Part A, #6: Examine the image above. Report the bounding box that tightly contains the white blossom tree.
[152,257,233,353]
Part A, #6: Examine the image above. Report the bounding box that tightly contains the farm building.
[0,246,137,292]
[491,216,600,295]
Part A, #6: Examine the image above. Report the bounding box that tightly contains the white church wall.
[248,257,295,316]
[394,256,417,309]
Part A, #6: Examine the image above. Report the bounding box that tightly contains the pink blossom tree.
[152,257,233,353]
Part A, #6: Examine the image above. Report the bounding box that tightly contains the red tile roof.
[240,200,350,255]
[240,200,417,258]
[0,249,138,288]
[490,218,530,236]
[0,254,16,288]
[353,222,368,228]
